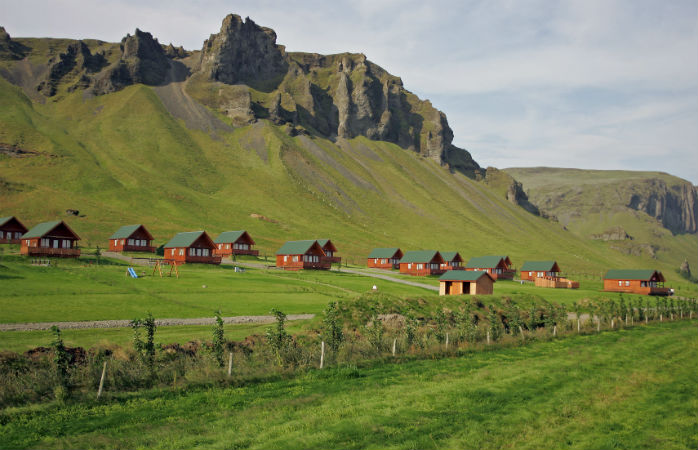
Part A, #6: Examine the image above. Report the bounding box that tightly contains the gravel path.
[339,268,439,292]
[0,314,315,332]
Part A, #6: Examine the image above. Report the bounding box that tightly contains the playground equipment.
[152,259,179,278]
[127,267,138,278]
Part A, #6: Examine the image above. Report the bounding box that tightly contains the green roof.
[0,216,13,227]
[465,255,506,269]
[521,261,558,271]
[22,220,63,239]
[317,239,329,247]
[604,269,659,281]
[440,251,462,262]
[164,231,206,248]
[109,224,142,240]
[276,240,318,255]
[440,270,492,282]
[368,248,401,258]
[399,250,441,264]
[214,230,245,244]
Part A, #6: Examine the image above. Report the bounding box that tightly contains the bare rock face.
[194,15,481,178]
[37,41,106,96]
[680,258,691,278]
[93,29,170,94]
[626,180,698,234]
[199,14,288,86]
[484,167,539,214]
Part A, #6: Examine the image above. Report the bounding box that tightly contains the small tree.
[487,306,502,342]
[266,308,290,365]
[458,302,478,343]
[572,302,583,330]
[50,325,70,396]
[434,309,447,344]
[322,301,345,353]
[365,314,384,351]
[527,306,538,332]
[506,303,523,337]
[404,313,418,347]
[212,310,225,367]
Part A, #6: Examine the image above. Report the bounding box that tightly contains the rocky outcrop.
[199,14,288,86]
[484,167,539,214]
[591,226,632,241]
[626,179,697,234]
[37,41,106,96]
[0,26,27,60]
[93,29,170,94]
[193,15,481,177]
[680,258,691,278]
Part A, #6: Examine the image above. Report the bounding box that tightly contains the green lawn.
[0,256,433,324]
[1,321,695,449]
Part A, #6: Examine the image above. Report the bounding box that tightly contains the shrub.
[322,301,345,353]
[212,310,225,367]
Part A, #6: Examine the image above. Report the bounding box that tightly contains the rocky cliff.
[0,15,481,177]
[626,179,697,234]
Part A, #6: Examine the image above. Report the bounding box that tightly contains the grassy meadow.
[1,320,695,449]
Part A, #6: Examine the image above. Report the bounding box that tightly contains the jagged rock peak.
[199,14,288,85]
[37,41,107,96]
[93,28,170,94]
[0,26,27,60]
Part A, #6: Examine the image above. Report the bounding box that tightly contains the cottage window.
[453,261,459,267]
[226,244,230,249]
[292,255,299,262]
[625,280,630,287]
[417,263,423,270]
[189,248,196,256]
[326,251,333,257]
[408,263,412,269]
[283,255,288,262]
[41,238,49,247]
[381,259,387,264]
[63,240,70,248]
[618,280,622,286]
[171,249,175,256]
[0,231,3,238]
[179,249,184,256]
[641,281,647,287]
[203,248,209,256]
[529,271,533,277]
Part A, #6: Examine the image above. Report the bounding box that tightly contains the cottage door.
[53,240,59,248]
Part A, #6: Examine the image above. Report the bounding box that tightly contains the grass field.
[0,320,695,449]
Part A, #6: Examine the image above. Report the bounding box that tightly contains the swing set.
[152,259,180,278]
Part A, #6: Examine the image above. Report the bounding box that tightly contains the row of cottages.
[275,239,340,270]
[0,216,28,244]
[439,270,495,295]
[603,269,670,296]
[20,220,81,257]
[520,260,579,289]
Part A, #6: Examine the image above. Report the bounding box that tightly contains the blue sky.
[3,0,697,183]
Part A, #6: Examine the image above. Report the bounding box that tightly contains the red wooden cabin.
[20,220,80,258]
[520,260,561,281]
[440,251,464,271]
[465,255,514,280]
[317,239,340,264]
[163,231,221,265]
[213,230,258,257]
[0,216,28,244]
[398,250,446,276]
[109,224,155,253]
[276,240,331,271]
[367,248,403,269]
[603,269,670,296]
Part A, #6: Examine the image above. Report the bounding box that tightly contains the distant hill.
[0,17,695,284]
[505,167,697,273]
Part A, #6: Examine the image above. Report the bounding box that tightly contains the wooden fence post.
[518,325,525,341]
[320,341,325,369]
[392,338,397,356]
[97,361,107,399]
[645,315,648,324]
[553,325,557,337]
[577,319,581,333]
[486,331,490,345]
[611,319,614,329]
[597,318,600,332]
[445,333,449,350]
[227,352,233,377]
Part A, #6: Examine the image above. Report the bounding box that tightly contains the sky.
[2,0,697,183]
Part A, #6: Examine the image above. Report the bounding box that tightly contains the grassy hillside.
[505,167,698,277]
[2,321,695,449]
[1,50,695,284]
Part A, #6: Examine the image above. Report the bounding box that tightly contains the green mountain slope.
[0,19,695,289]
[505,167,697,276]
